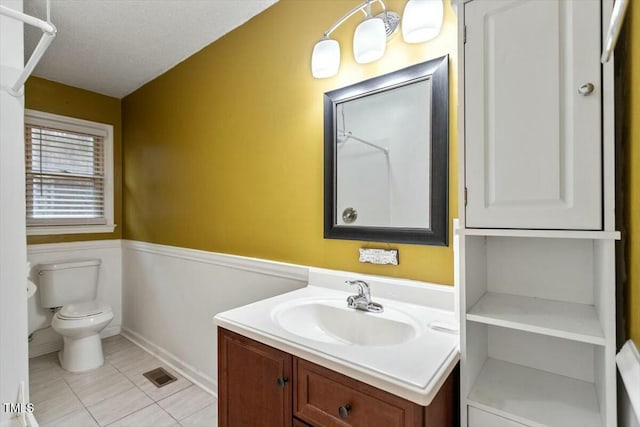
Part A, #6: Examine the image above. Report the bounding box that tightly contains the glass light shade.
[311,38,340,79]
[353,17,386,64]
[402,0,444,43]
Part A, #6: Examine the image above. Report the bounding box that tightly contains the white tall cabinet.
[457,0,618,426]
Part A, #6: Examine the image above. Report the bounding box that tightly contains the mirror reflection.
[324,55,449,246]
[336,79,432,228]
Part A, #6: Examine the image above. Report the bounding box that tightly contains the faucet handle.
[346,294,357,309]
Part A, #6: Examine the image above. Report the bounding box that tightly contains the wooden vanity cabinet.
[294,358,424,427]
[218,329,293,427]
[218,328,457,427]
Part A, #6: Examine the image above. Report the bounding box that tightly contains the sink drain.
[142,367,177,388]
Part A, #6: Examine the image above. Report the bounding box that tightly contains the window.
[24,110,115,235]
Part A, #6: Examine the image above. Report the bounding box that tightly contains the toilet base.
[59,334,105,372]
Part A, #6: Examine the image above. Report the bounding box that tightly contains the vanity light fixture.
[353,16,387,64]
[312,38,341,78]
[402,0,444,44]
[311,0,444,79]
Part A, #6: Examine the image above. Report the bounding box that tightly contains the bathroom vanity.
[214,268,459,427]
[218,328,455,426]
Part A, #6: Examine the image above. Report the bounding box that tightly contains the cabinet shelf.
[460,0,617,424]
[468,358,602,427]
[462,228,620,240]
[466,292,605,345]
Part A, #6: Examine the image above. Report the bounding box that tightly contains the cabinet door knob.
[578,83,595,95]
[276,377,288,389]
[338,404,352,419]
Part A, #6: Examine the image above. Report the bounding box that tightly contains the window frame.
[24,109,116,236]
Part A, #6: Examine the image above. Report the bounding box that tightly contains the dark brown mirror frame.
[323,55,449,246]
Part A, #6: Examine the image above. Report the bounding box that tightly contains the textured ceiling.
[24,0,278,98]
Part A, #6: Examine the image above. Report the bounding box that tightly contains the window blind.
[25,124,106,226]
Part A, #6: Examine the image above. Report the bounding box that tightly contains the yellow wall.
[625,0,640,344]
[25,77,122,243]
[123,0,458,284]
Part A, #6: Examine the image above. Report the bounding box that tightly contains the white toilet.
[37,259,114,372]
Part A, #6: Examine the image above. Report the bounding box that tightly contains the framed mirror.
[324,55,448,246]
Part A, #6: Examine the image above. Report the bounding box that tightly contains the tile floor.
[29,335,217,427]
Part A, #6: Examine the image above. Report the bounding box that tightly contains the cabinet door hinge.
[463,25,467,43]
[464,187,468,206]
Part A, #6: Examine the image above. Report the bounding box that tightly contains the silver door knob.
[578,83,595,95]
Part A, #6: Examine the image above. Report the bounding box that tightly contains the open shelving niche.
[460,235,617,427]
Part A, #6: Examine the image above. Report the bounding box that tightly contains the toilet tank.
[37,259,101,308]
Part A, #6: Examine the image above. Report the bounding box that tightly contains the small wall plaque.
[359,248,399,265]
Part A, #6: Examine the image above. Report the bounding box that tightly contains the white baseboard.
[121,327,217,397]
[28,331,59,359]
[29,325,121,358]
[101,325,121,340]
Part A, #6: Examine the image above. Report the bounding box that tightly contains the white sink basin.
[271,298,422,346]
[214,270,459,405]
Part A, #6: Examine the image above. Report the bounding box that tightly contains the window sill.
[26,224,117,236]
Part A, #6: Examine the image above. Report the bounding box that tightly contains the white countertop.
[214,268,460,406]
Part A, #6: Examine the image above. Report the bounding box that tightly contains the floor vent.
[142,367,177,388]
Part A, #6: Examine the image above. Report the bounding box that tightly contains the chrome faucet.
[345,280,383,313]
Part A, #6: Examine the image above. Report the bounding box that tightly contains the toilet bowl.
[36,259,113,373]
[51,301,114,372]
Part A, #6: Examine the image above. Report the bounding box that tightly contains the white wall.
[121,240,307,394]
[0,1,28,425]
[27,240,123,357]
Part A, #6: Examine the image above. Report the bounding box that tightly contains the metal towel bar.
[0,0,56,96]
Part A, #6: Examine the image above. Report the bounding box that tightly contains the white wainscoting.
[121,240,308,395]
[27,239,123,357]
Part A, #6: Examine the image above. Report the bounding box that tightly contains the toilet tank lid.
[37,259,101,271]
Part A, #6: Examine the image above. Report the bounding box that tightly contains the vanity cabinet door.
[464,0,602,230]
[218,328,292,427]
[293,358,424,427]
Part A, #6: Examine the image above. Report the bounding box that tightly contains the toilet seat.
[51,300,114,372]
[57,301,112,320]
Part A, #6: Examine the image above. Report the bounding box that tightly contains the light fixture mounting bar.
[323,0,389,38]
